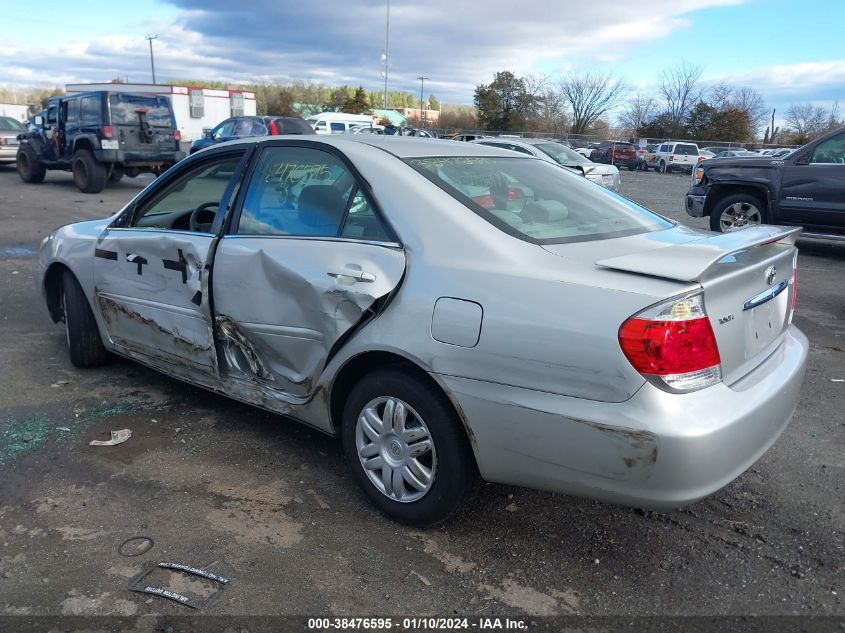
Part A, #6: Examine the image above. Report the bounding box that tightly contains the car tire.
[658,161,666,173]
[72,149,108,194]
[16,144,47,183]
[61,271,109,367]
[628,163,636,171]
[709,193,767,233]
[341,368,477,526]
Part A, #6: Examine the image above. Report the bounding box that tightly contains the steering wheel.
[189,201,219,232]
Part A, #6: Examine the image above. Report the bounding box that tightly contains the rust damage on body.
[215,315,275,382]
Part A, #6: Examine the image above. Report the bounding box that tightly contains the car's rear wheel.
[341,368,477,526]
[16,144,47,183]
[61,271,109,367]
[710,193,766,232]
[658,161,666,174]
[72,149,108,193]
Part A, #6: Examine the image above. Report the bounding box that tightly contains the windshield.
[0,116,25,131]
[534,142,590,165]
[405,156,671,244]
[108,94,173,127]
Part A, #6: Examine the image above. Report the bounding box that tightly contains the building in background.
[0,103,31,123]
[65,83,256,142]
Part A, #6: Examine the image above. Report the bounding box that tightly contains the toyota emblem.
[765,265,777,285]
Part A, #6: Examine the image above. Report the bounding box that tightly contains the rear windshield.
[108,94,173,127]
[674,144,699,155]
[405,156,671,244]
[276,117,315,134]
[613,143,634,150]
[534,142,591,166]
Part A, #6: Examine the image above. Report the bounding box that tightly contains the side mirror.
[203,129,213,139]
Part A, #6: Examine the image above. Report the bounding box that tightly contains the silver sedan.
[38,136,807,525]
[472,137,621,191]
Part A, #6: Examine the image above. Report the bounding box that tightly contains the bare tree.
[618,94,657,134]
[785,102,829,144]
[659,62,703,125]
[558,71,627,134]
[732,87,768,137]
[709,82,734,110]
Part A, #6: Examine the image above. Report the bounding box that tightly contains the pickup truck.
[686,125,845,236]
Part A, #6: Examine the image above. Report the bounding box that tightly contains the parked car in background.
[688,124,845,235]
[702,147,734,155]
[769,148,795,159]
[448,133,489,142]
[404,128,438,138]
[697,149,716,163]
[580,142,602,159]
[38,135,807,525]
[190,115,314,153]
[0,115,26,164]
[472,137,621,192]
[16,91,184,193]
[635,144,656,170]
[307,112,374,135]
[651,142,701,174]
[712,150,760,159]
[350,124,385,135]
[591,141,637,170]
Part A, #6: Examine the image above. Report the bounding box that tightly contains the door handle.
[328,266,376,283]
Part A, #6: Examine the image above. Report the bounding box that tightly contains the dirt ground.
[0,164,842,621]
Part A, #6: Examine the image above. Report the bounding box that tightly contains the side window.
[213,119,235,139]
[46,105,58,126]
[810,133,845,164]
[132,156,243,231]
[251,120,268,135]
[233,118,254,136]
[65,99,80,124]
[236,146,388,239]
[80,95,101,126]
[314,121,327,131]
[340,190,390,241]
[330,122,346,134]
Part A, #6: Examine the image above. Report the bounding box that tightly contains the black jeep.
[16,91,185,193]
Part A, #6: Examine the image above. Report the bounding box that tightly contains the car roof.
[205,135,534,159]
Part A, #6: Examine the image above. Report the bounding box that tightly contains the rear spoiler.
[595,226,802,283]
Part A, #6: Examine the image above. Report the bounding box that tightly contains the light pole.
[382,0,390,108]
[417,76,428,128]
[145,35,158,84]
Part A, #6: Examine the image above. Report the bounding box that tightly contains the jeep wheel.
[72,149,108,194]
[710,193,766,233]
[16,144,47,183]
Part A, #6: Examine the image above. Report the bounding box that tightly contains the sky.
[2,0,844,124]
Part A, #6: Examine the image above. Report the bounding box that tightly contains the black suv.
[687,125,845,236]
[16,91,185,193]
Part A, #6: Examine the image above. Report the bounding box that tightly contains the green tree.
[474,71,538,132]
[342,86,370,114]
[428,94,440,110]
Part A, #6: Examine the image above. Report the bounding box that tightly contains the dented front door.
[210,143,406,398]
[94,229,218,372]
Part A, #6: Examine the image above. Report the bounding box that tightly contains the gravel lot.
[0,163,842,620]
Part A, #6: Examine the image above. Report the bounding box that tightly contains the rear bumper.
[440,325,808,509]
[93,149,185,165]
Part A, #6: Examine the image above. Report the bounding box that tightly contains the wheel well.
[704,184,768,217]
[328,351,476,450]
[43,263,71,323]
[72,138,93,154]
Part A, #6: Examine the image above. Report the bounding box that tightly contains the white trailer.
[0,103,30,123]
[65,83,257,143]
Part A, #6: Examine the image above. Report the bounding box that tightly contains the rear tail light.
[789,257,798,323]
[619,293,722,392]
[472,194,496,209]
[172,130,181,141]
[669,154,674,161]
[269,120,280,135]
[101,126,114,138]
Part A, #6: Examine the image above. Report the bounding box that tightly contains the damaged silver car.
[39,137,808,525]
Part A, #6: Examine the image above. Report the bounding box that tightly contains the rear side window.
[406,156,671,244]
[65,99,80,124]
[236,146,390,241]
[109,94,173,127]
[80,95,101,126]
[330,122,346,133]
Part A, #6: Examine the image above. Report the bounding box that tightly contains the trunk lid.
[592,225,800,385]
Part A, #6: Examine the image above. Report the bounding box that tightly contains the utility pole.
[145,35,158,84]
[417,76,428,128]
[382,0,390,108]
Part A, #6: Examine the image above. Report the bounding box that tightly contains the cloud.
[1,0,744,102]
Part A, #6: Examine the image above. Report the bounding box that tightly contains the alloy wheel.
[718,202,762,232]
